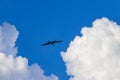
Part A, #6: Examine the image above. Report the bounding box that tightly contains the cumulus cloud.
[0,22,58,80]
[62,17,120,80]
[0,22,19,56]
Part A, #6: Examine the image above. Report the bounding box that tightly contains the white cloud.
[0,22,58,80]
[61,17,120,80]
[0,22,19,56]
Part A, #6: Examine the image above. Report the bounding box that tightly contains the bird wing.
[41,40,63,46]
[41,42,50,45]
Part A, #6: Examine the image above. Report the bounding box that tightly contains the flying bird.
[41,40,63,46]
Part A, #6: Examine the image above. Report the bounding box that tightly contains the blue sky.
[0,0,120,80]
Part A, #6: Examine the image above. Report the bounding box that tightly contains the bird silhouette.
[41,40,63,46]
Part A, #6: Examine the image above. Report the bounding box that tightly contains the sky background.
[0,0,120,80]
